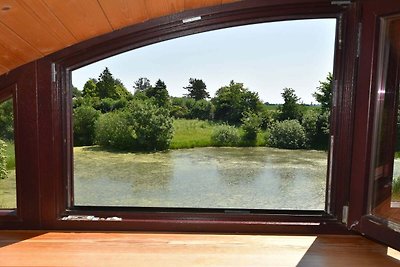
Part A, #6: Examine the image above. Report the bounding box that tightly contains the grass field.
[170,119,215,149]
[170,119,268,149]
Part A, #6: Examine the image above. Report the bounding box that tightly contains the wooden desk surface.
[0,231,399,266]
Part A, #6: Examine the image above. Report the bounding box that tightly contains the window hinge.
[51,63,57,83]
[342,205,349,224]
[356,22,362,58]
[331,1,352,5]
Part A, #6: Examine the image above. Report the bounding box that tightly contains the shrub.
[95,111,135,150]
[125,100,174,151]
[95,100,174,151]
[189,99,214,120]
[302,109,319,147]
[241,112,261,145]
[0,140,7,179]
[267,119,306,149]
[73,105,100,146]
[211,124,240,146]
[259,109,276,130]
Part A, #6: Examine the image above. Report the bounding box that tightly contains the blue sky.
[72,19,336,104]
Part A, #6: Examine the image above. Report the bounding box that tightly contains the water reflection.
[74,147,328,210]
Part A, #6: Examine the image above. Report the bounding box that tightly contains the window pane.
[0,98,16,209]
[370,17,400,225]
[71,19,336,210]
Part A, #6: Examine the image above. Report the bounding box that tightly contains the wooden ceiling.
[0,0,237,76]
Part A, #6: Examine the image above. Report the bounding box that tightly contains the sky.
[72,19,336,104]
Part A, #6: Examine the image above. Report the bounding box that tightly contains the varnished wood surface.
[0,0,237,75]
[0,231,399,266]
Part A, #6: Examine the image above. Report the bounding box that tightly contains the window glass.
[0,98,16,209]
[370,17,400,224]
[71,19,336,210]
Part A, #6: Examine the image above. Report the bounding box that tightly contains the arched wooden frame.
[0,0,361,233]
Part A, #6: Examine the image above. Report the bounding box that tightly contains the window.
[70,19,336,211]
[0,97,16,209]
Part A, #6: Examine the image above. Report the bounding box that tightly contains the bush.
[95,111,135,150]
[0,99,14,140]
[189,99,214,120]
[95,100,174,151]
[73,105,100,146]
[302,109,319,147]
[211,124,240,146]
[267,120,306,149]
[0,140,7,179]
[241,112,261,145]
[125,100,174,151]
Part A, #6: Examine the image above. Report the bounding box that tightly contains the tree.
[72,86,82,98]
[145,79,170,107]
[82,78,98,98]
[133,77,151,93]
[0,99,14,140]
[184,78,210,100]
[95,68,131,99]
[73,105,100,146]
[313,72,333,112]
[213,80,261,124]
[278,88,302,121]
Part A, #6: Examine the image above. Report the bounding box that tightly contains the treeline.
[73,67,333,151]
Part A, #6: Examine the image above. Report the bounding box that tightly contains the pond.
[74,147,328,210]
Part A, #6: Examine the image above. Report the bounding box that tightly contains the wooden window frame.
[0,0,361,234]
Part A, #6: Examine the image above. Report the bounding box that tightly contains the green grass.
[170,119,269,149]
[4,141,15,170]
[170,119,215,149]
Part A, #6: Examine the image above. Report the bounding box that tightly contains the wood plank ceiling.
[0,0,238,76]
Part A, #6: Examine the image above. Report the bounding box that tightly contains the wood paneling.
[0,0,236,77]
[145,0,185,18]
[98,0,149,30]
[42,0,113,40]
[0,22,42,64]
[19,0,76,45]
[0,0,64,54]
[0,231,399,267]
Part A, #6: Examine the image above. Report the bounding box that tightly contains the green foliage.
[133,77,151,93]
[72,86,82,98]
[95,111,135,150]
[313,72,333,112]
[393,176,400,196]
[0,99,14,141]
[73,105,100,146]
[0,139,8,179]
[145,79,170,108]
[241,112,261,145]
[170,119,215,149]
[184,78,210,100]
[83,68,131,100]
[267,120,306,149]
[211,124,240,147]
[213,81,261,124]
[4,141,15,170]
[188,99,214,120]
[302,109,319,147]
[278,88,303,121]
[82,78,98,98]
[258,108,276,130]
[95,100,174,151]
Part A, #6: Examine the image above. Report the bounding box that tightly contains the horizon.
[72,18,336,104]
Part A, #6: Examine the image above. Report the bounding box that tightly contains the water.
[74,147,328,210]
